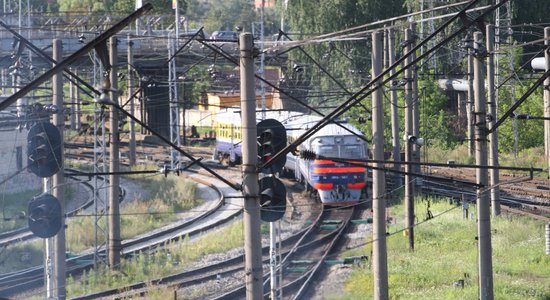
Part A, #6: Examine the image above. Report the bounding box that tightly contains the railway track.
[5,140,548,299]
[0,172,238,298]
[421,178,550,222]
[65,176,350,300]
[0,170,99,248]
[71,224,312,299]
[212,206,356,300]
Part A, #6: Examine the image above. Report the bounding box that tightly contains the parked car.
[181,29,209,39]
[210,31,238,41]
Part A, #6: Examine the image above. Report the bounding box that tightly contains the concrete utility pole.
[127,35,137,166]
[371,30,389,300]
[486,25,501,216]
[383,26,389,70]
[410,22,421,178]
[388,28,401,182]
[240,32,263,300]
[544,27,550,180]
[69,69,76,130]
[474,31,493,300]
[52,38,66,300]
[467,31,475,157]
[404,27,415,251]
[75,69,81,131]
[458,92,466,124]
[108,36,121,269]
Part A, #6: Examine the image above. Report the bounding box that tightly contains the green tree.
[57,0,188,15]
[202,0,256,33]
[285,0,405,108]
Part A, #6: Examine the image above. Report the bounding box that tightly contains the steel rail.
[0,172,230,298]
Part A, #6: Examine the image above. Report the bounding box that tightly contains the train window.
[317,145,337,157]
[341,145,362,158]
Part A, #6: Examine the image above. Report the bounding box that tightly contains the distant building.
[201,92,274,113]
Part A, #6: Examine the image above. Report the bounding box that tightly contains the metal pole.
[474,31,493,300]
[174,0,186,147]
[404,27,415,251]
[371,30,389,300]
[128,35,136,166]
[388,28,401,183]
[52,38,66,300]
[544,27,550,179]
[169,33,180,168]
[486,25,501,215]
[240,32,263,300]
[467,31,475,157]
[108,36,121,269]
[269,222,279,300]
[44,180,54,299]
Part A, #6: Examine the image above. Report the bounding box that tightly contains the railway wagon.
[283,114,368,205]
[213,108,368,205]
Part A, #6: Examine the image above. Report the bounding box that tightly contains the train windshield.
[315,144,364,159]
[341,145,362,159]
[318,145,338,157]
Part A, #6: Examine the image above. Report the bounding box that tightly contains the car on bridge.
[210,31,238,41]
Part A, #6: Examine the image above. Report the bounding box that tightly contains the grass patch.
[424,144,475,165]
[0,240,43,274]
[424,145,548,177]
[342,199,550,299]
[67,220,244,297]
[66,173,200,252]
[0,189,41,231]
[500,146,548,177]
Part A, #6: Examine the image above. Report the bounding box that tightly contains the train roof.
[215,108,364,137]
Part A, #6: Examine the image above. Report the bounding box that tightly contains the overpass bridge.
[0,13,287,138]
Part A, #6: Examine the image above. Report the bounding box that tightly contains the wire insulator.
[300,150,318,161]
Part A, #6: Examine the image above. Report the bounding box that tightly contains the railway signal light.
[257,119,287,174]
[27,193,63,238]
[404,134,424,146]
[259,176,287,222]
[27,122,62,178]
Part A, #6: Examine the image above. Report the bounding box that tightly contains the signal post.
[52,38,66,300]
[239,32,263,300]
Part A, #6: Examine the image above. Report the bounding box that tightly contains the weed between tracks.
[66,220,244,298]
[66,172,200,252]
[0,167,199,275]
[0,189,40,232]
[341,199,550,299]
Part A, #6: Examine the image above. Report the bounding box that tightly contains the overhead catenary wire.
[263,0,506,171]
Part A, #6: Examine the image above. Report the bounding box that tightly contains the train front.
[309,135,368,206]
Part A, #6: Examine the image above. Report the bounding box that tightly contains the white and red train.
[214,108,369,205]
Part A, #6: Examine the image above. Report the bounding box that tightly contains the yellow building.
[200,92,274,113]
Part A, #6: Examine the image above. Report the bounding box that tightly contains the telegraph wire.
[264,0,474,53]
[197,36,370,143]
[263,0,502,171]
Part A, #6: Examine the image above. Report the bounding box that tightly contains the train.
[213,108,369,205]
